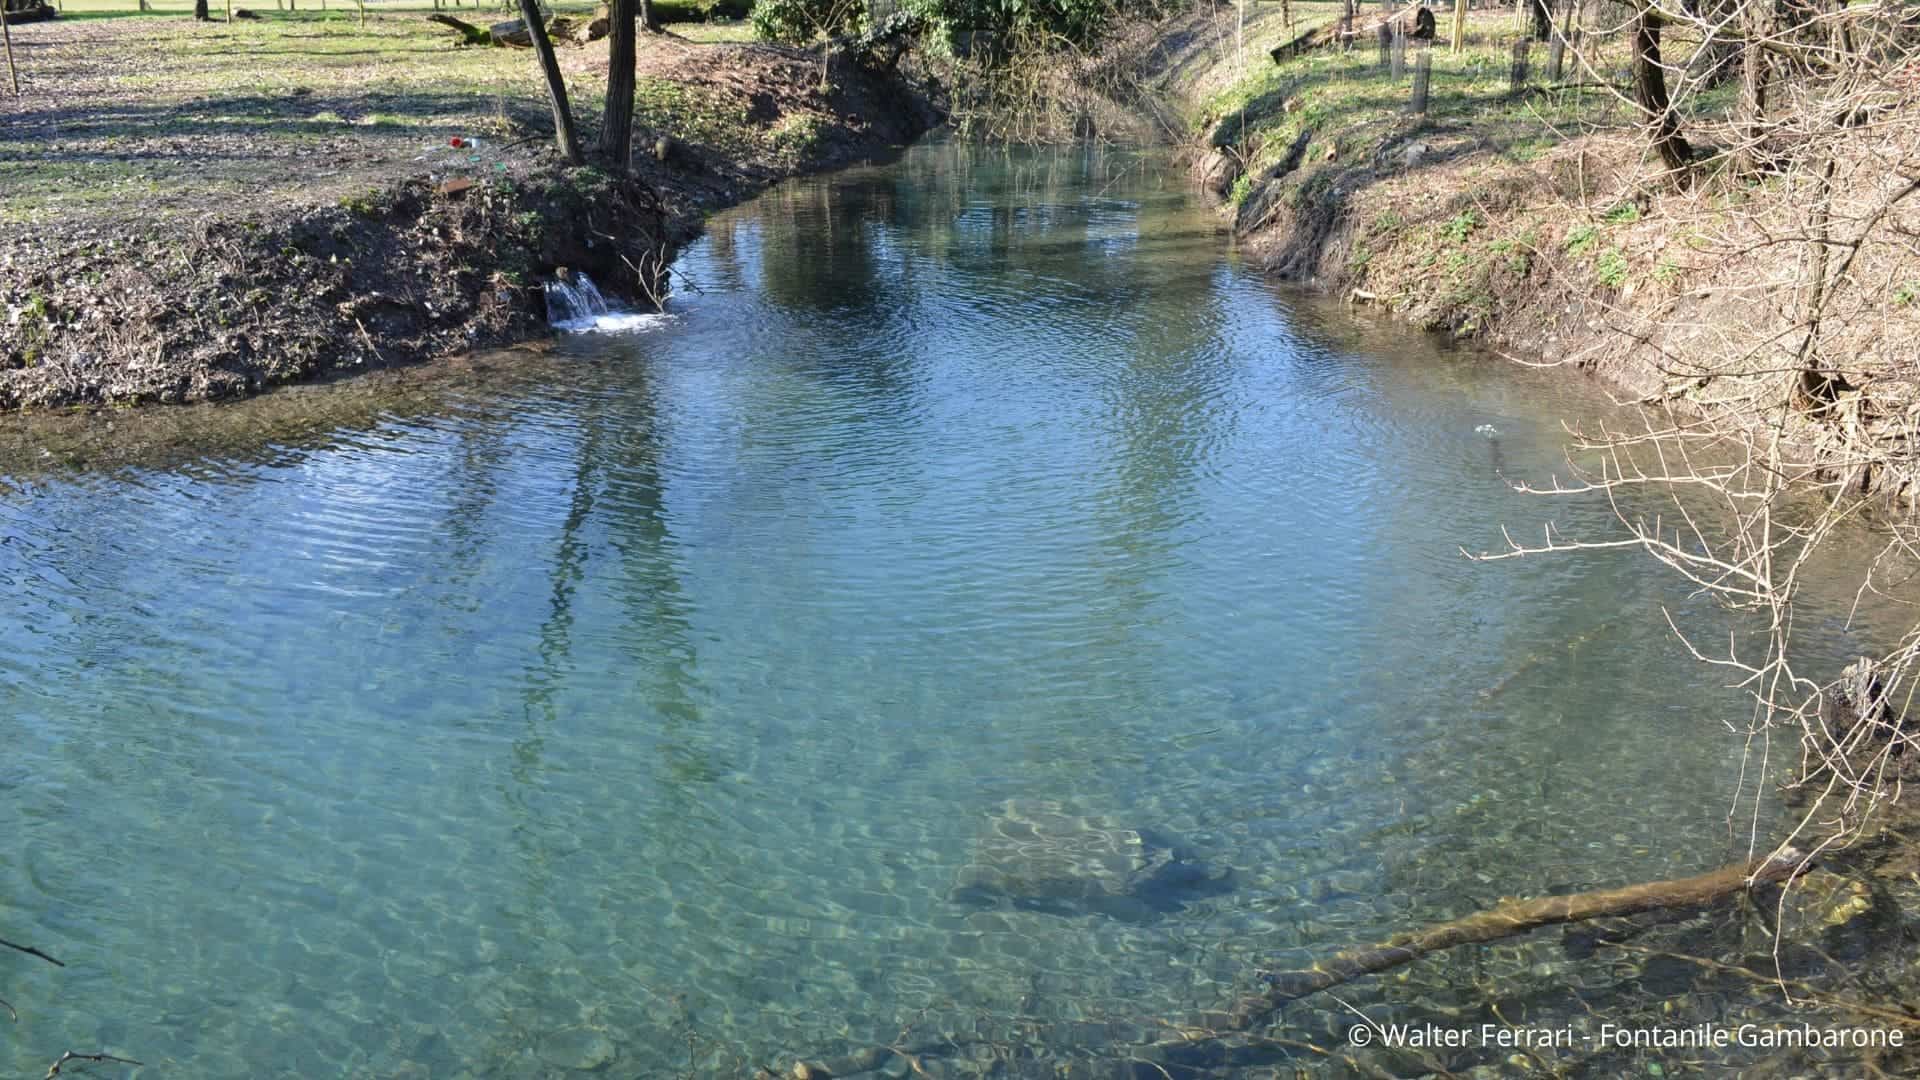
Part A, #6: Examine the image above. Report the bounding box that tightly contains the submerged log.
[766,849,1806,1078]
[1197,848,1803,1035]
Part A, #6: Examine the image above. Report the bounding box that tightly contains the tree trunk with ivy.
[602,0,637,173]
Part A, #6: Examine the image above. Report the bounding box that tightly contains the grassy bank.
[1149,3,1919,503]
[0,10,935,407]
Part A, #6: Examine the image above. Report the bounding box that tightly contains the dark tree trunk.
[1,0,17,97]
[640,0,658,31]
[1735,0,1776,173]
[517,0,584,165]
[601,0,636,173]
[193,0,210,18]
[1631,6,1691,173]
[1529,0,1551,40]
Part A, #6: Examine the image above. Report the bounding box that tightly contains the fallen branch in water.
[1190,847,1804,1036]
[1,936,64,968]
[6,937,140,1075]
[44,1051,143,1078]
[763,849,1806,1078]
[2,934,64,1021]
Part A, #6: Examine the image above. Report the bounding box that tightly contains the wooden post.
[1547,31,1563,81]
[1377,20,1392,68]
[1450,0,1466,54]
[1411,48,1431,113]
[1509,37,1529,91]
[1,0,18,97]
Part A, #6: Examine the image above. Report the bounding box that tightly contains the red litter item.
[449,137,466,148]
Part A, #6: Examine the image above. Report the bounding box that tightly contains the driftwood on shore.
[765,849,1805,1078]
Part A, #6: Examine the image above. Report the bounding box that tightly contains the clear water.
[0,143,1887,1078]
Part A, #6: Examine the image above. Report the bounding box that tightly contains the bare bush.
[1474,0,1920,914]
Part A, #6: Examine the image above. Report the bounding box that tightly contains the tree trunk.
[601,0,636,173]
[1450,0,1467,53]
[1529,0,1551,40]
[517,0,584,165]
[640,0,657,31]
[1631,5,1691,173]
[1734,0,1775,173]
[0,0,17,97]
[193,0,210,19]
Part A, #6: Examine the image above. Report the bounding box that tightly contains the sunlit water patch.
[0,142,1893,1078]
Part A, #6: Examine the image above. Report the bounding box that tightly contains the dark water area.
[0,141,1899,1077]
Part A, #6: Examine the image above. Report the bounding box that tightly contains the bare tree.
[1470,0,1920,922]
[1629,1,1691,173]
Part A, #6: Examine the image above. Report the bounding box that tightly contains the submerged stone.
[950,799,1231,922]
[535,1027,616,1072]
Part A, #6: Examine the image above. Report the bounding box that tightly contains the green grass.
[46,0,733,24]
[1193,8,1742,180]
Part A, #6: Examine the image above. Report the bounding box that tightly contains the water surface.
[0,143,1879,1077]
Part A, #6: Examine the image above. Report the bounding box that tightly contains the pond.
[0,142,1882,1077]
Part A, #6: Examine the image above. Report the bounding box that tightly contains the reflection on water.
[0,142,1891,1077]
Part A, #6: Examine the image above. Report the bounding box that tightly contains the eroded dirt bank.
[0,21,937,410]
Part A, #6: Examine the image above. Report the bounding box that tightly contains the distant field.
[0,9,718,226]
[39,0,751,26]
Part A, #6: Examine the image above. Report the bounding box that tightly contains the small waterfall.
[545,272,611,326]
[543,271,674,334]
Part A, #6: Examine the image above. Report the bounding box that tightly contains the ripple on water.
[0,143,1857,1078]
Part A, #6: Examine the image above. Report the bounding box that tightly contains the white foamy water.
[545,271,673,334]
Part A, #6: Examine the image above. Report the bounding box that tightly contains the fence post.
[1547,32,1564,82]
[1392,23,1406,79]
[1411,49,1431,114]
